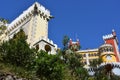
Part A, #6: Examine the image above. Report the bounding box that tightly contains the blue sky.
[0,0,120,49]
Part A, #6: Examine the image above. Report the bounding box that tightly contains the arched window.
[44,45,51,52]
[104,48,106,52]
[36,44,39,51]
[106,48,109,52]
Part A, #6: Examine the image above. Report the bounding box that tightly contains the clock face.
[106,55,112,60]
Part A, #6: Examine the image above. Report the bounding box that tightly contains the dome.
[99,44,113,48]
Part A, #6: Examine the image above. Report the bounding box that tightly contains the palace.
[0,2,120,65]
[68,29,120,68]
[76,30,120,67]
[0,2,57,54]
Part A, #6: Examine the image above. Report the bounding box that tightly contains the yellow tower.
[7,2,52,45]
[99,44,116,62]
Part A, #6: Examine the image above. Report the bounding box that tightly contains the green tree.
[0,17,9,24]
[62,35,69,51]
[62,36,88,80]
[34,50,65,80]
[0,29,35,68]
[64,51,88,80]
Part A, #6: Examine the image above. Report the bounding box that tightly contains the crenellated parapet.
[32,36,58,49]
[103,29,117,41]
[7,2,52,33]
[103,34,114,40]
[87,62,120,76]
[3,2,58,54]
[31,36,58,54]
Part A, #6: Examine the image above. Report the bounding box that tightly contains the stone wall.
[0,72,26,80]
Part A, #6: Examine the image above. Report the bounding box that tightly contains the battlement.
[103,29,117,40]
[69,39,80,45]
[7,2,51,32]
[103,34,114,40]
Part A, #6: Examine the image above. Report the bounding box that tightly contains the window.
[36,44,39,51]
[88,54,90,57]
[44,45,51,52]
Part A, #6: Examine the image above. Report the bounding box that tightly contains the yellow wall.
[35,15,48,41]
[25,14,48,45]
[77,48,117,66]
[100,52,116,62]
[77,49,99,65]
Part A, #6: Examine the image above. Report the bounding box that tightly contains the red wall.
[105,39,119,62]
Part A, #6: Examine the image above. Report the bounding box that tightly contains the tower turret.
[68,39,80,51]
[4,2,57,54]
[99,44,116,62]
[103,29,120,62]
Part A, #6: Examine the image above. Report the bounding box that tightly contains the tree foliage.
[0,17,9,24]
[62,35,88,80]
[0,32,120,80]
[0,29,35,68]
[62,35,69,51]
[34,50,65,80]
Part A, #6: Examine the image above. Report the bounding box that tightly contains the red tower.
[68,39,80,51]
[103,29,120,62]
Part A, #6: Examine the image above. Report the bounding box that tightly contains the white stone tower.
[6,2,57,54]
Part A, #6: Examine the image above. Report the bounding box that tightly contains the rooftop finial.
[112,29,115,32]
[112,29,116,37]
